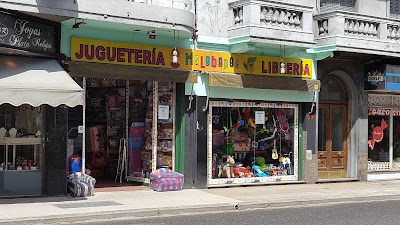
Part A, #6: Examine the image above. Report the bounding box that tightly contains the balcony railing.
[316,16,379,38]
[233,6,243,25]
[315,11,400,56]
[229,1,315,47]
[260,6,302,29]
[387,24,400,41]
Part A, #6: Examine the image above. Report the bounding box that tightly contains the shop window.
[209,101,298,185]
[0,104,42,171]
[368,112,390,170]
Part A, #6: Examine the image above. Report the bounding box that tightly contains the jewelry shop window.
[0,104,42,171]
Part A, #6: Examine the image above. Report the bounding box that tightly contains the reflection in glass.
[332,107,344,151]
[318,108,327,151]
[320,77,347,101]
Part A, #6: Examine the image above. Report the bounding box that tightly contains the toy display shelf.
[152,81,175,171]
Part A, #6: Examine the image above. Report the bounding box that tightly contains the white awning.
[0,55,84,107]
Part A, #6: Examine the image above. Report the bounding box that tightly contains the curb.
[4,194,400,224]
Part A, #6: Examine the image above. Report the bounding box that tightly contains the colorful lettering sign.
[71,37,313,79]
[367,70,384,86]
[368,108,400,116]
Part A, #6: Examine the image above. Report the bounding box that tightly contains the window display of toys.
[212,130,225,146]
[252,165,267,177]
[158,128,173,139]
[210,104,296,184]
[159,93,173,104]
[163,155,173,168]
[217,155,235,178]
[232,138,251,152]
[157,140,173,151]
[233,166,254,178]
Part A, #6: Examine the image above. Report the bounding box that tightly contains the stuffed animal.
[245,108,256,133]
[256,156,268,171]
[218,155,235,178]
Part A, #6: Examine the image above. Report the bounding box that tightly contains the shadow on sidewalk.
[0,194,88,205]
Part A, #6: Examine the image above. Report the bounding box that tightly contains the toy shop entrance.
[67,64,192,189]
[318,76,349,179]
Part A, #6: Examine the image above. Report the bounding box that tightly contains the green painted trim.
[228,35,252,44]
[306,45,336,61]
[196,35,251,46]
[174,83,185,173]
[210,87,315,102]
[306,45,337,54]
[298,105,303,181]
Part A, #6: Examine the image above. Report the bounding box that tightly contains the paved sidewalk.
[1,180,400,223]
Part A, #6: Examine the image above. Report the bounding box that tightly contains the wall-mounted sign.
[0,11,57,54]
[71,37,313,79]
[367,70,384,86]
[368,108,400,116]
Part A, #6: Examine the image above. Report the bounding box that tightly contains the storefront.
[179,51,319,187]
[65,33,320,188]
[67,37,195,186]
[0,9,84,196]
[366,64,400,180]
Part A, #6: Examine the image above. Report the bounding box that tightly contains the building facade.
[1,0,400,195]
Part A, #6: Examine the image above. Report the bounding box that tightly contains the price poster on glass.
[255,111,265,124]
[158,105,170,120]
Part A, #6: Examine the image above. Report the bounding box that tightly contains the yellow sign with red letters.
[71,37,313,79]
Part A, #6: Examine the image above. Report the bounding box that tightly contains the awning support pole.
[82,77,86,174]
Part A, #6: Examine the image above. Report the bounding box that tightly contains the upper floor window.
[391,0,400,18]
[320,0,355,12]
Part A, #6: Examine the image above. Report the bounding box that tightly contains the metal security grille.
[391,0,400,17]
[320,0,355,11]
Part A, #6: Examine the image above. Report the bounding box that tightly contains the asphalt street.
[12,198,400,225]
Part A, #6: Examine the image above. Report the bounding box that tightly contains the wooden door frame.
[318,103,348,172]
[318,104,329,171]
